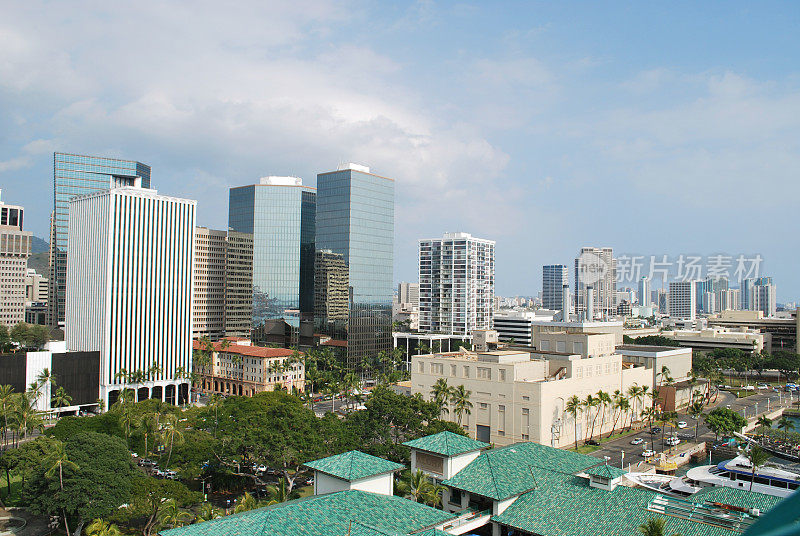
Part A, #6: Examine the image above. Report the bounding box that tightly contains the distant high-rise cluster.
[418,232,495,336]
[574,246,616,320]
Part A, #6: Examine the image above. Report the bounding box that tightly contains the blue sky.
[1,1,799,300]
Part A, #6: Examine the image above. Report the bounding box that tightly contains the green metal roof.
[584,463,626,479]
[692,486,783,513]
[493,468,790,536]
[402,431,489,457]
[442,441,601,500]
[161,490,454,536]
[304,451,404,481]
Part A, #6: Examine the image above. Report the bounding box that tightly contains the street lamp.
[621,450,625,470]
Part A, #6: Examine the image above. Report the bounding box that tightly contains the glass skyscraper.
[228,177,316,344]
[316,164,394,370]
[49,152,151,327]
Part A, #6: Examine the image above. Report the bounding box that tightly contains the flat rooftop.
[618,344,686,353]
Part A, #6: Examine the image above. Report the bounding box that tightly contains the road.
[587,388,797,468]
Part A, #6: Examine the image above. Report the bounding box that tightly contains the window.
[540,340,550,351]
[418,362,425,373]
[522,434,529,440]
[450,364,457,376]
[557,341,566,352]
[499,369,506,381]
[479,402,488,409]
[522,408,529,415]
[432,363,444,374]
[522,395,530,401]
[573,342,583,354]
[463,366,470,378]
[577,366,583,379]
[477,367,491,379]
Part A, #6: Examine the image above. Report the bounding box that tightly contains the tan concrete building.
[708,309,797,352]
[0,192,32,326]
[662,326,767,353]
[192,227,253,340]
[531,320,624,346]
[410,339,650,447]
[24,268,48,304]
[194,338,304,397]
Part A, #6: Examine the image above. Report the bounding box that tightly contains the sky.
[1,1,799,301]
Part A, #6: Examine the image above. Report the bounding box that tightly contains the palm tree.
[778,416,795,440]
[430,378,453,417]
[36,368,56,412]
[157,498,192,529]
[689,401,705,441]
[627,384,643,423]
[618,398,632,431]
[450,385,473,427]
[746,446,770,491]
[234,491,260,513]
[266,478,300,505]
[196,503,222,522]
[86,519,123,536]
[596,390,611,436]
[137,412,158,456]
[160,414,185,469]
[756,415,772,438]
[51,386,72,409]
[639,517,681,536]
[0,385,14,449]
[396,469,437,503]
[15,392,44,442]
[584,394,600,441]
[608,390,625,437]
[45,440,78,535]
[565,395,582,450]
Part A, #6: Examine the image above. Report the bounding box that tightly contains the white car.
[630,437,644,445]
[642,449,656,458]
[665,436,681,447]
[677,421,687,429]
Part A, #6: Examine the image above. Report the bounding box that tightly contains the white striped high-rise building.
[669,281,696,320]
[66,185,196,408]
[574,247,616,320]
[542,264,568,311]
[419,232,495,336]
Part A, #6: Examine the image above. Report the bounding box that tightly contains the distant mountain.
[27,252,49,277]
[31,235,49,254]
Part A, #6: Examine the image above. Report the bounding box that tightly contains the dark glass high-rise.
[315,164,394,371]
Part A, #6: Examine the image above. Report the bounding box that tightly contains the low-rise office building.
[194,338,305,397]
[617,345,698,411]
[707,309,797,352]
[662,327,767,354]
[531,319,624,346]
[410,343,650,447]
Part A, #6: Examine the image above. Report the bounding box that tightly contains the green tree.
[756,415,773,438]
[746,445,770,491]
[86,519,123,536]
[396,469,440,504]
[688,401,705,441]
[639,517,681,536]
[24,432,138,536]
[124,477,201,536]
[44,440,79,534]
[52,386,72,409]
[265,477,300,505]
[9,323,30,349]
[0,385,14,449]
[160,413,185,469]
[430,378,453,417]
[777,416,795,440]
[195,502,222,522]
[157,498,193,531]
[704,408,747,441]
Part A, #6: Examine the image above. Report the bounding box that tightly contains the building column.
[491,522,501,536]
[161,385,166,402]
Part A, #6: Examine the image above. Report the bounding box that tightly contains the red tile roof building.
[193,339,305,397]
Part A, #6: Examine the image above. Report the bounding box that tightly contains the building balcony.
[439,507,492,535]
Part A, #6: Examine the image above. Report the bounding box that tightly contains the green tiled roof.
[442,441,601,500]
[493,468,789,536]
[692,486,783,513]
[161,490,454,536]
[304,451,404,481]
[584,463,626,479]
[403,431,489,457]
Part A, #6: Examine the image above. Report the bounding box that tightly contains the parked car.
[757,384,770,390]
[743,385,755,391]
[642,449,656,458]
[650,427,662,434]
[152,469,166,478]
[164,470,177,480]
[677,421,687,429]
[585,439,600,446]
[665,436,681,447]
[630,437,644,445]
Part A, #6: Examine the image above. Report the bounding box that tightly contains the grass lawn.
[0,472,23,506]
[575,444,600,454]
[294,485,313,498]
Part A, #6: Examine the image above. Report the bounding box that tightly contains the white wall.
[314,472,349,495]
[313,471,394,496]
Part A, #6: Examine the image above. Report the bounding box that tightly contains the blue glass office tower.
[316,164,394,370]
[228,177,316,344]
[49,152,152,327]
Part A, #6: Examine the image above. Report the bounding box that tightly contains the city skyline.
[2,3,799,301]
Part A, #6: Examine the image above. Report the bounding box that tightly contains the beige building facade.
[0,192,32,326]
[411,335,651,447]
[194,338,305,397]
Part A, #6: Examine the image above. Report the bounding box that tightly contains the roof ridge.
[483,451,501,499]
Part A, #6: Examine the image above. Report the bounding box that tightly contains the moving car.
[642,449,656,458]
[665,436,681,447]
[630,437,644,445]
[677,421,687,429]
[650,427,662,434]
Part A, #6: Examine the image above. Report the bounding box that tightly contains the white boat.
[626,455,800,498]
